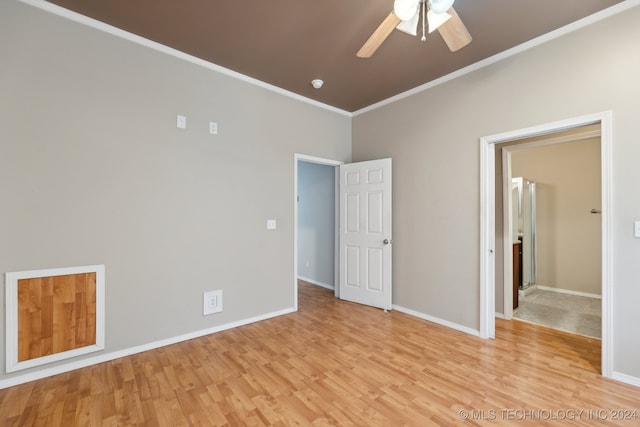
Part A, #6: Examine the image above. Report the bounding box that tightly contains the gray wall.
[297,162,335,288]
[0,1,351,381]
[512,139,602,295]
[353,5,640,378]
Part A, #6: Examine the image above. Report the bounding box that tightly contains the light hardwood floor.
[1,281,639,426]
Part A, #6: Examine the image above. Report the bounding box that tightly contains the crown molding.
[17,0,352,117]
[353,0,640,116]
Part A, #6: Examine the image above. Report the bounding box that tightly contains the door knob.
[383,239,392,245]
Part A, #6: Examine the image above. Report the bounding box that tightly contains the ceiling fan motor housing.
[394,0,454,22]
[430,0,455,14]
[393,0,420,21]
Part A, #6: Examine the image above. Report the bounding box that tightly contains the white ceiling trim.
[353,0,640,116]
[17,0,353,117]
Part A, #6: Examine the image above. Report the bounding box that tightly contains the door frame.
[479,111,613,377]
[293,154,343,311]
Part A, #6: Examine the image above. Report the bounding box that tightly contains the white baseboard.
[393,305,480,337]
[0,307,295,390]
[537,285,602,299]
[495,312,506,320]
[519,284,538,296]
[612,372,640,388]
[298,276,334,290]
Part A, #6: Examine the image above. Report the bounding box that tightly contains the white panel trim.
[297,276,334,290]
[611,372,640,388]
[480,111,613,378]
[5,265,105,373]
[295,154,344,167]
[536,285,601,300]
[479,134,496,338]
[506,129,601,153]
[600,111,614,379]
[0,306,294,390]
[393,305,480,337]
[353,1,640,116]
[501,149,513,320]
[17,0,351,117]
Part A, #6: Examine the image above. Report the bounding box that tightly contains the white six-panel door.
[339,158,392,310]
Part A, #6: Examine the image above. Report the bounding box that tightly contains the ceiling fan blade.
[437,7,472,52]
[357,12,402,58]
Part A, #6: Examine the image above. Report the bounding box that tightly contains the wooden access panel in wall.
[5,265,105,373]
[17,272,97,362]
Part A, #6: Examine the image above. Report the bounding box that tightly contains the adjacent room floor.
[514,288,601,339]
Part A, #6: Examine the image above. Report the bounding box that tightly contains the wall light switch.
[634,221,640,238]
[177,115,186,129]
[267,219,277,230]
[209,121,218,135]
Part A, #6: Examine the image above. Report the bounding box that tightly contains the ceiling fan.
[357,0,472,58]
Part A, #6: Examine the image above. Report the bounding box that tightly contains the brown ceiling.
[45,0,622,112]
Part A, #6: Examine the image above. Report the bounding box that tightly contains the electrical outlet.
[209,121,218,135]
[203,290,223,315]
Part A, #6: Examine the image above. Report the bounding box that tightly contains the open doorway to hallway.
[293,154,342,310]
[296,160,337,291]
[294,154,394,311]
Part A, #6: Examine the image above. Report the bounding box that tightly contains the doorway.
[293,154,394,311]
[501,126,602,338]
[479,111,612,377]
[293,154,342,311]
[296,159,337,290]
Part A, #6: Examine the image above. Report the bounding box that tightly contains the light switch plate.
[267,219,277,230]
[177,115,186,129]
[209,121,218,135]
[634,221,640,238]
[203,290,222,315]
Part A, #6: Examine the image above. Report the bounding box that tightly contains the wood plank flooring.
[1,280,639,426]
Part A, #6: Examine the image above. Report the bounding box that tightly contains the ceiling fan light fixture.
[427,9,451,33]
[393,0,420,21]
[429,0,454,14]
[396,9,420,36]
